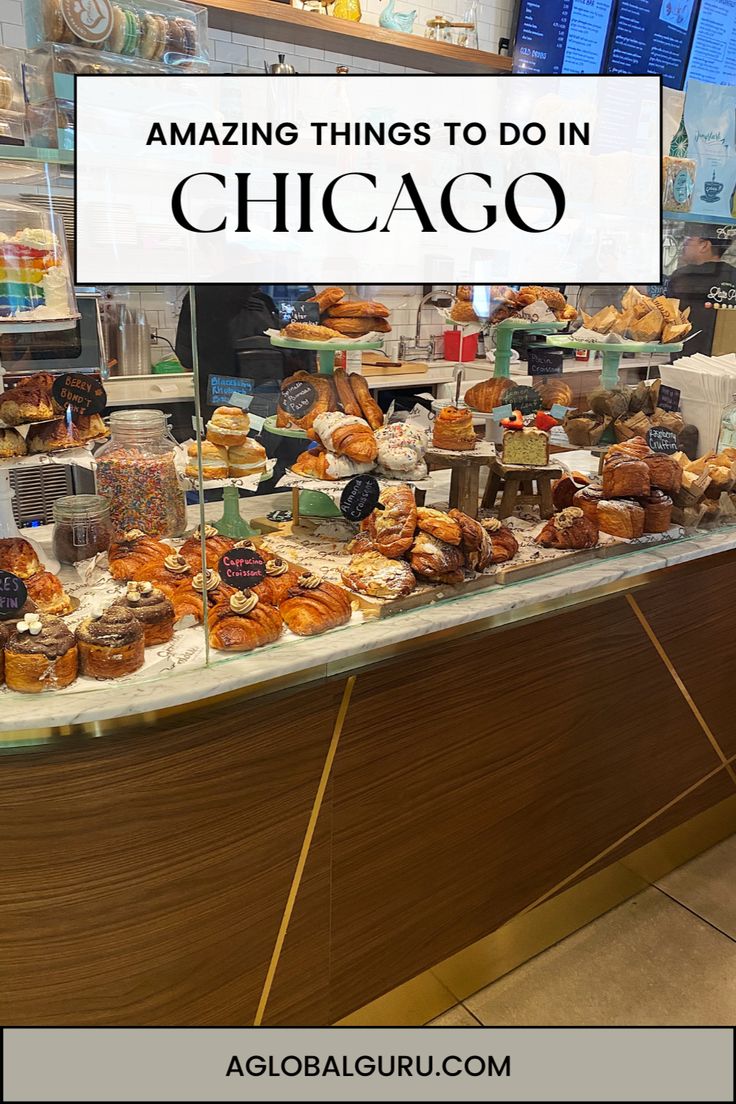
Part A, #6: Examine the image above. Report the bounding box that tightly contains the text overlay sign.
[75,75,661,285]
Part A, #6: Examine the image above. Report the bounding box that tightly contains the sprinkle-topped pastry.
[5,613,78,693]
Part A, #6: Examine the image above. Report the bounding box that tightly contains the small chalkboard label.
[52,372,106,416]
[277,300,321,326]
[646,427,678,454]
[207,374,253,410]
[528,347,564,376]
[491,403,513,423]
[218,549,267,590]
[340,474,381,522]
[657,385,681,413]
[0,570,27,621]
[280,378,318,419]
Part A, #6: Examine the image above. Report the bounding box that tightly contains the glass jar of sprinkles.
[95,409,186,539]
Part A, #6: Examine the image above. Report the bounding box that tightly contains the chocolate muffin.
[76,605,144,680]
[5,612,78,693]
[113,581,175,646]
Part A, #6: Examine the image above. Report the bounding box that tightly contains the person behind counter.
[175,285,315,492]
[668,228,736,356]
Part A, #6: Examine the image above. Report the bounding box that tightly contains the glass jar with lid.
[95,409,187,539]
[52,494,112,564]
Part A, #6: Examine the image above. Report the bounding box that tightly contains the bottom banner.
[1,1027,733,1102]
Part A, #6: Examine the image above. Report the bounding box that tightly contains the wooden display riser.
[2,550,736,1025]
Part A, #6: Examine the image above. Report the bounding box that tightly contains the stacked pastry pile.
[0,371,108,455]
[489,286,578,325]
[340,484,519,600]
[185,405,267,482]
[549,436,681,543]
[306,287,391,339]
[105,525,352,656]
[564,380,697,458]
[669,447,736,528]
[579,287,691,344]
[465,377,573,415]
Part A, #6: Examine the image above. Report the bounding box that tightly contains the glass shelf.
[0,146,73,166]
[664,210,736,227]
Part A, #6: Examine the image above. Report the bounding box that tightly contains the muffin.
[113,581,175,646]
[206,406,251,448]
[229,439,267,478]
[76,605,145,680]
[4,612,78,693]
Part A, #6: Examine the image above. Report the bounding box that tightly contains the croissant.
[464,377,511,413]
[208,594,283,651]
[107,530,173,581]
[333,366,363,418]
[552,472,590,510]
[607,436,653,461]
[340,552,415,598]
[276,371,336,432]
[481,518,519,564]
[292,446,331,480]
[536,507,599,549]
[170,574,235,624]
[312,412,378,464]
[363,484,417,559]
[573,484,605,523]
[253,559,302,605]
[129,552,192,595]
[0,536,42,579]
[280,574,352,636]
[448,508,485,569]
[24,570,74,616]
[307,286,345,312]
[325,300,390,319]
[180,526,235,572]
[348,372,384,431]
[416,507,463,545]
[409,531,465,584]
[328,316,391,336]
[346,530,375,554]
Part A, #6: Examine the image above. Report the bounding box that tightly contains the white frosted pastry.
[324,452,374,479]
[313,411,370,452]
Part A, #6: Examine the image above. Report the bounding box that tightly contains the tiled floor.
[427,835,736,1027]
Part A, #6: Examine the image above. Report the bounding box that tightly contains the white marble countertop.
[5,486,736,741]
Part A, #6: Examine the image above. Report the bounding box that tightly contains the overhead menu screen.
[513,0,615,75]
[686,0,736,87]
[605,0,698,88]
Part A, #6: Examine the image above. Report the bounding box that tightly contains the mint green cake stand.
[262,415,341,519]
[491,319,568,378]
[545,337,684,389]
[268,334,383,376]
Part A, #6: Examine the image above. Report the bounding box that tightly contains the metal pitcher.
[264,54,296,75]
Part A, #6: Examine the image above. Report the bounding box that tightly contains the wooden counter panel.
[632,552,736,758]
[327,593,722,1020]
[0,682,339,1026]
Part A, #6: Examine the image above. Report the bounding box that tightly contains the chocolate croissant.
[280,573,352,636]
[208,591,283,651]
[107,529,173,581]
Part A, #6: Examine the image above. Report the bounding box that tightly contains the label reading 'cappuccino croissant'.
[0,570,28,620]
[218,549,267,590]
[52,372,107,416]
[340,475,381,522]
[646,427,678,455]
[280,379,318,419]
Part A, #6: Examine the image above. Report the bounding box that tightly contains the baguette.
[333,366,363,417]
[348,372,384,430]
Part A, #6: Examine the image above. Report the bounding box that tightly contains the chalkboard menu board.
[647,427,678,454]
[528,347,564,376]
[0,570,28,621]
[657,385,681,413]
[51,372,106,415]
[207,375,253,410]
[218,549,267,590]
[277,301,321,326]
[340,475,381,522]
[280,378,318,419]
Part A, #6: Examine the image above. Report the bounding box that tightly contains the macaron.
[107,5,127,53]
[121,8,142,55]
[140,12,166,60]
